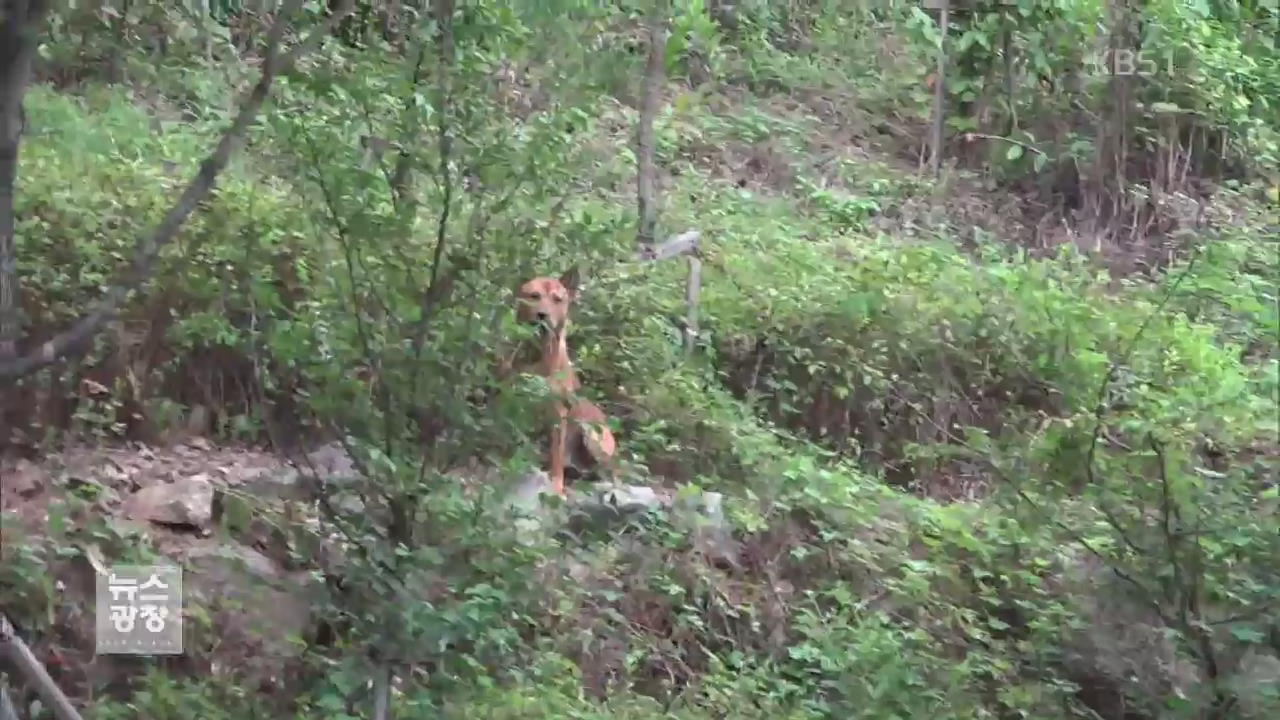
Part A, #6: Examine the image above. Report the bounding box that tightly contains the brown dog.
[499,269,616,495]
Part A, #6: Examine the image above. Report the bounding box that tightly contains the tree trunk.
[636,0,669,254]
[0,0,47,362]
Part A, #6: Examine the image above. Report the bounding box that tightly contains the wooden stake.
[684,254,701,356]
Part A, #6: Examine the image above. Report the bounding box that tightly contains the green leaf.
[1229,626,1266,644]
[1006,144,1024,161]
[1033,153,1047,172]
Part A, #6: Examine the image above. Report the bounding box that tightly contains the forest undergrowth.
[0,2,1277,719]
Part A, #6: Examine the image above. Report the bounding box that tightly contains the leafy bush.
[6,1,1278,718]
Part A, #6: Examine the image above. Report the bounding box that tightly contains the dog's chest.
[509,340,580,394]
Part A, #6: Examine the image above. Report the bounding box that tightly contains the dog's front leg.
[549,410,568,496]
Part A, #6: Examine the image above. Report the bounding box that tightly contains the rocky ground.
[4,442,1277,716]
[0,440,734,708]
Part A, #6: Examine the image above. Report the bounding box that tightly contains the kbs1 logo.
[1085,48,1177,77]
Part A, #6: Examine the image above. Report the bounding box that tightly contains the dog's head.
[515,268,579,334]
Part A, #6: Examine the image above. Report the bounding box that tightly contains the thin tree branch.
[1153,434,1185,610]
[302,130,397,461]
[390,41,428,208]
[408,0,455,362]
[407,0,458,368]
[904,403,1176,627]
[396,0,456,546]
[0,0,358,383]
[962,132,1048,157]
[1082,250,1200,491]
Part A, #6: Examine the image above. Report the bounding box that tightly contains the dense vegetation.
[1,1,1276,719]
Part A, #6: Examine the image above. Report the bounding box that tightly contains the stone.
[445,459,503,488]
[122,474,215,529]
[301,442,357,479]
[672,487,723,519]
[182,540,318,664]
[564,482,669,537]
[586,479,665,512]
[507,470,556,544]
[242,468,308,502]
[509,470,555,514]
[186,541,279,580]
[285,444,366,515]
[329,492,365,515]
[1060,558,1204,715]
[1,459,46,503]
[673,488,739,565]
[1232,650,1280,718]
[597,484,664,513]
[501,472,733,558]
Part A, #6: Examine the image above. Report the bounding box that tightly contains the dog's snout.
[535,311,549,321]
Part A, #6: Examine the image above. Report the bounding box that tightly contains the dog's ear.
[559,267,581,300]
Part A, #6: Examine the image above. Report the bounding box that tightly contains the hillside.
[1,2,1278,719]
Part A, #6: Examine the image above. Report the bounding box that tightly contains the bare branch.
[962,132,1048,157]
[0,612,84,720]
[0,0,358,383]
[301,131,397,462]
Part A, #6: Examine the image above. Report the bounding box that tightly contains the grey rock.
[3,459,46,498]
[330,492,365,515]
[673,488,723,520]
[510,470,555,513]
[1061,558,1204,713]
[1232,650,1280,718]
[122,474,215,528]
[507,471,556,544]
[303,442,357,479]
[673,489,738,564]
[183,540,318,661]
[242,468,307,502]
[186,541,279,581]
[595,483,664,513]
[501,470,734,559]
